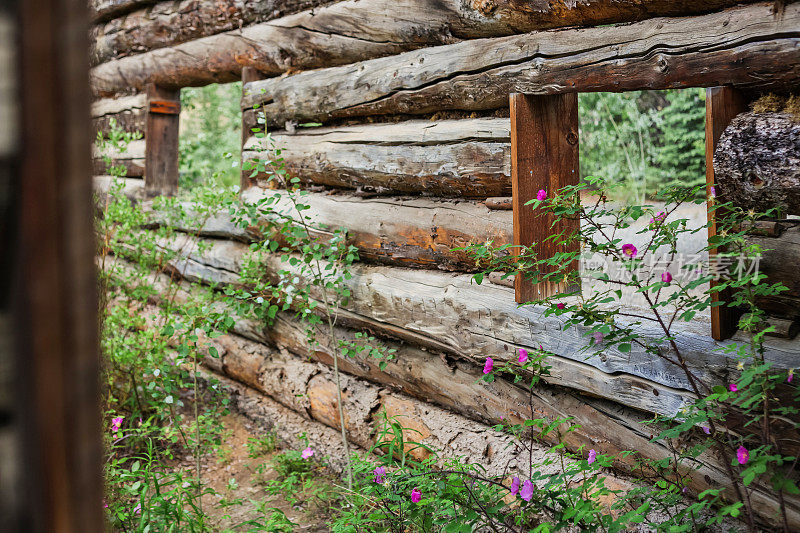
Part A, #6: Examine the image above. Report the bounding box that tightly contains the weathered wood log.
[485,197,513,210]
[93,175,145,202]
[241,188,513,271]
[243,118,511,197]
[91,94,146,136]
[89,0,155,22]
[90,0,332,66]
[745,222,800,319]
[715,112,800,216]
[91,0,768,96]
[154,234,800,419]
[92,138,145,177]
[243,2,800,127]
[121,260,800,527]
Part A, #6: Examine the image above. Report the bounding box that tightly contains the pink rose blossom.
[736,445,749,465]
[509,476,520,495]
[789,369,794,383]
[411,488,422,503]
[591,332,604,344]
[519,480,534,501]
[556,303,565,310]
[621,243,638,258]
[587,449,597,464]
[373,466,386,484]
[650,211,666,224]
[536,189,547,201]
[709,186,717,198]
[729,383,738,393]
[483,357,494,374]
[301,447,314,459]
[518,349,529,364]
[133,502,141,515]
[701,425,711,435]
[661,272,672,283]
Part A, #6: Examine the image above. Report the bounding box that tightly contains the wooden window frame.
[510,87,747,341]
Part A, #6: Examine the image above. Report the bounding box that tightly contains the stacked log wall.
[90,0,800,526]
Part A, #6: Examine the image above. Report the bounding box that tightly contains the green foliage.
[654,89,707,190]
[579,90,706,202]
[247,433,279,458]
[179,82,242,189]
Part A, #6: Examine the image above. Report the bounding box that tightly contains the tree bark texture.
[91,1,788,96]
[715,112,800,217]
[90,0,335,65]
[242,2,800,127]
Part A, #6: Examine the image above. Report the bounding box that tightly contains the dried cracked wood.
[715,112,800,217]
[124,261,800,526]
[90,0,334,66]
[90,0,759,95]
[240,187,513,270]
[89,0,156,22]
[242,118,511,197]
[243,2,800,127]
[92,138,145,177]
[91,94,146,136]
[154,235,800,420]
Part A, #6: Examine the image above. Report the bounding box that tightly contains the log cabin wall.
[89,0,800,526]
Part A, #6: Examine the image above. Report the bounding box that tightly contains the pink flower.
[110,416,124,433]
[621,244,638,258]
[411,488,422,503]
[736,445,749,465]
[301,447,314,459]
[103,499,108,509]
[509,476,520,495]
[518,349,528,364]
[587,449,597,464]
[536,189,547,201]
[789,369,794,383]
[373,466,386,484]
[483,357,493,374]
[556,303,565,310]
[591,332,604,344]
[661,272,672,283]
[729,383,738,393]
[133,502,141,515]
[701,425,711,435]
[519,480,534,501]
[650,211,666,224]
[709,186,717,198]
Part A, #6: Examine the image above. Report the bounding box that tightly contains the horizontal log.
[92,138,145,177]
[90,0,332,66]
[91,0,760,95]
[123,259,800,526]
[745,223,800,319]
[91,94,146,136]
[93,175,145,202]
[241,187,512,270]
[715,112,800,216]
[243,2,800,127]
[155,234,800,419]
[194,351,362,473]
[89,0,155,22]
[243,118,511,196]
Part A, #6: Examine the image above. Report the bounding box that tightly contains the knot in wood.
[566,132,578,146]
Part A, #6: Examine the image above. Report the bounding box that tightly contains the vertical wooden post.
[241,66,264,191]
[12,0,104,530]
[145,83,180,197]
[510,93,580,303]
[705,87,748,341]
